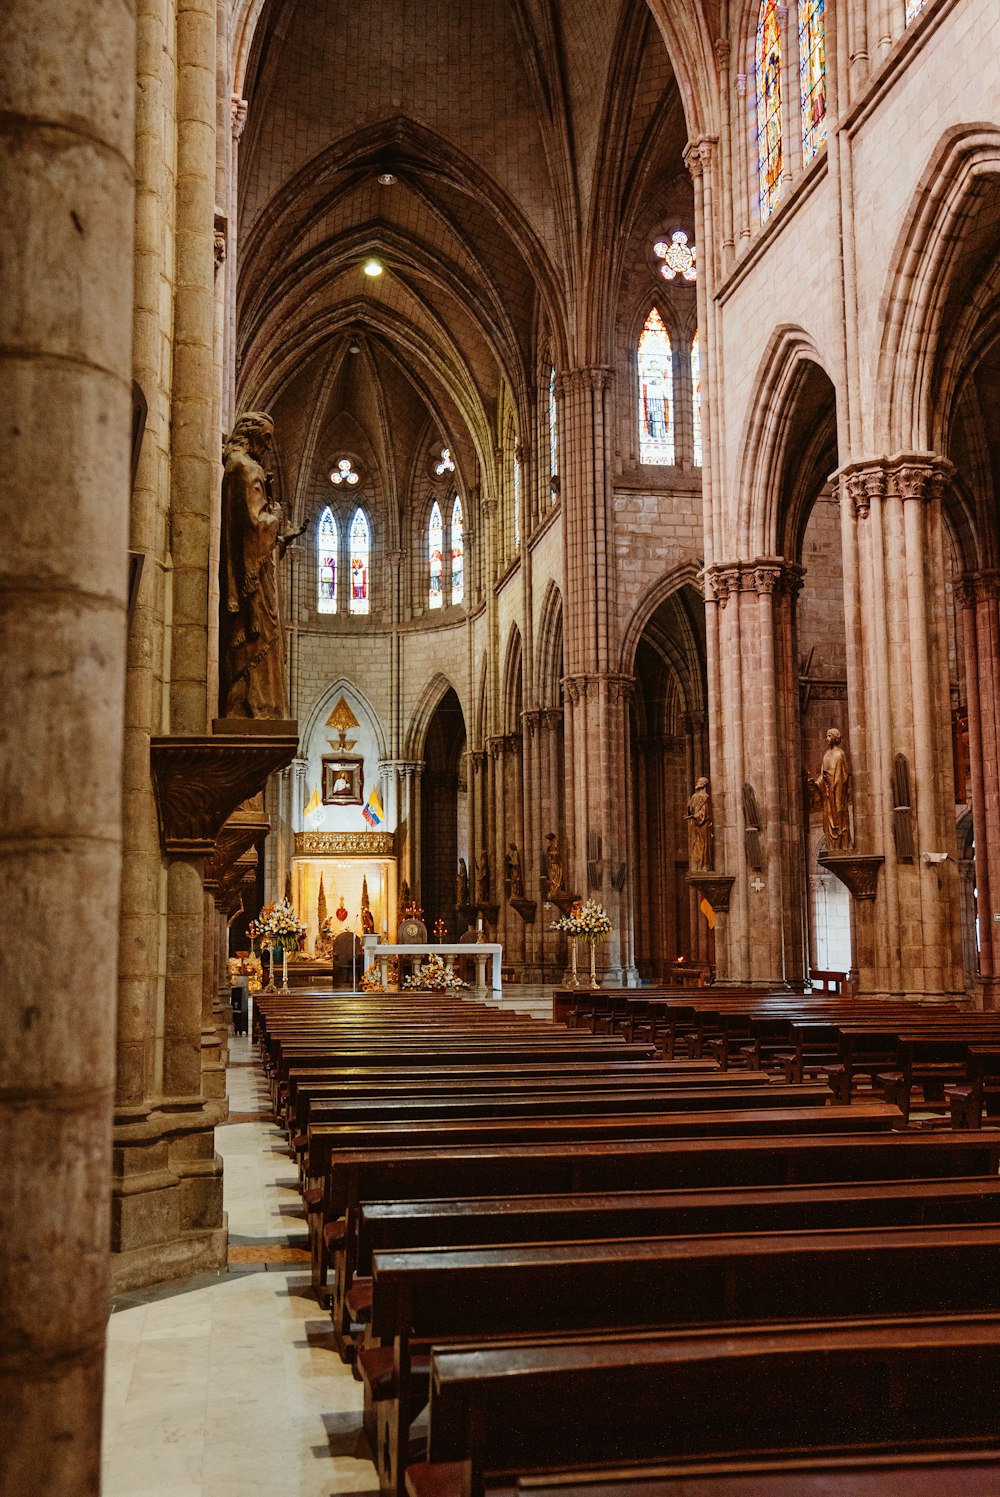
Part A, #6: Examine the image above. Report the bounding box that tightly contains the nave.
[111,986,1000,1497]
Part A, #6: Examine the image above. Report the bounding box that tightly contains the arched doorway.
[420,687,468,938]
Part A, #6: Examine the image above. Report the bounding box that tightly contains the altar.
[362,936,503,994]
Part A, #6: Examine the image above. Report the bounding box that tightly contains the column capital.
[231,95,248,140]
[835,453,954,517]
[956,569,1000,609]
[561,366,613,396]
[683,134,719,179]
[522,708,544,737]
[380,758,424,778]
[562,671,634,705]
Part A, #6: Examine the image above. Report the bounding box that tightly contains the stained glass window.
[653,231,697,282]
[434,447,455,477]
[330,457,359,486]
[691,330,703,468]
[428,501,444,610]
[317,507,338,614]
[451,496,465,606]
[637,308,675,465]
[513,446,521,550]
[349,508,369,615]
[756,0,783,223]
[549,367,558,496]
[799,0,827,163]
[904,0,927,20]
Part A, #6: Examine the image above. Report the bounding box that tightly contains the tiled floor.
[102,986,557,1495]
[102,1036,376,1497]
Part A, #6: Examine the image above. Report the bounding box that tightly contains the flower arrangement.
[360,957,398,993]
[402,957,468,992]
[551,898,614,944]
[249,899,307,952]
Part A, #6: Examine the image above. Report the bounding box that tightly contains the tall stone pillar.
[0,3,134,1491]
[956,571,1000,1005]
[837,455,964,998]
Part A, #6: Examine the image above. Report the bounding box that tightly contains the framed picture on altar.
[322,756,364,805]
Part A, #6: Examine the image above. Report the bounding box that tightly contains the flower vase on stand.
[281,944,290,994]
[570,937,580,989]
[589,940,599,990]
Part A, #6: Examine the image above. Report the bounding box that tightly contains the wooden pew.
[407,1314,1000,1497]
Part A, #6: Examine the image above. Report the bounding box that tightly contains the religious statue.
[360,876,375,935]
[456,857,470,910]
[545,831,564,897]
[220,411,305,718]
[476,852,490,904]
[505,842,524,900]
[813,726,853,852]
[685,776,714,871]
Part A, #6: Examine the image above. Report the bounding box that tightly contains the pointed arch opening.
[450,495,465,605]
[317,506,338,613]
[349,507,370,615]
[637,308,675,465]
[428,500,444,610]
[756,0,783,223]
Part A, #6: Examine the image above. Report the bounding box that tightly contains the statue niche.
[219,411,305,719]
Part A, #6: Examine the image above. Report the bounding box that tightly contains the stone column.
[837,456,964,998]
[956,571,1000,1005]
[0,0,135,1486]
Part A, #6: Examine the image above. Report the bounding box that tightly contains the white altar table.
[362,936,503,994]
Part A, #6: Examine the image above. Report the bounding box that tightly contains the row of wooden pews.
[252,989,1000,1497]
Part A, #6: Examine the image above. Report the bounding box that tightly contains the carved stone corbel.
[150,730,298,857]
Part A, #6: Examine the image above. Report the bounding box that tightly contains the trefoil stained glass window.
[637,308,675,465]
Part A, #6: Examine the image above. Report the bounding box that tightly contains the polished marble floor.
[101,986,557,1495]
[102,1038,377,1497]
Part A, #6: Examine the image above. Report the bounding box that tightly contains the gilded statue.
[505,842,524,900]
[813,726,853,852]
[220,411,305,718]
[456,857,470,910]
[685,776,714,871]
[545,831,564,896]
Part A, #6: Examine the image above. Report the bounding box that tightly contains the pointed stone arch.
[502,625,524,734]
[535,580,564,710]
[300,676,387,761]
[404,672,467,761]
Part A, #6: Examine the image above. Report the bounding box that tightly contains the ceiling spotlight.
[377,172,397,185]
[363,258,383,277]
[348,342,360,354]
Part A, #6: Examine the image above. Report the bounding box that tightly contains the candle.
[477,915,483,932]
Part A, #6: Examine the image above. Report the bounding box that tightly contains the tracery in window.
[317,506,338,614]
[904,0,927,22]
[349,508,370,615]
[756,0,783,223]
[330,457,359,486]
[691,330,703,469]
[513,446,521,550]
[798,0,827,163]
[428,501,444,610]
[548,366,558,497]
[653,231,697,282]
[637,308,675,466]
[434,446,455,477]
[451,496,465,605]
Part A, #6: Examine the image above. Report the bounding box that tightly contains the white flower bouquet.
[551,898,614,944]
[402,957,469,992]
[249,899,306,952]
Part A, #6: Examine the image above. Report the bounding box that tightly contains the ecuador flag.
[362,787,384,828]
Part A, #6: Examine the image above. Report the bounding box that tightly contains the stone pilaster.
[956,570,1000,1005]
[837,454,964,998]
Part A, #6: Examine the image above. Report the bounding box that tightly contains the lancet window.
[799,0,827,163]
[637,307,675,465]
[548,367,558,497]
[451,496,465,605]
[691,330,703,468]
[428,501,444,609]
[317,507,338,614]
[904,0,928,21]
[349,508,370,615]
[513,445,522,550]
[756,0,783,222]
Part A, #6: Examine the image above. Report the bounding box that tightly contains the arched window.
[349,508,370,615]
[756,0,783,222]
[548,366,558,496]
[428,501,444,609]
[451,496,465,605]
[798,0,827,163]
[637,307,675,465]
[317,507,338,614]
[512,446,521,550]
[691,330,703,468]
